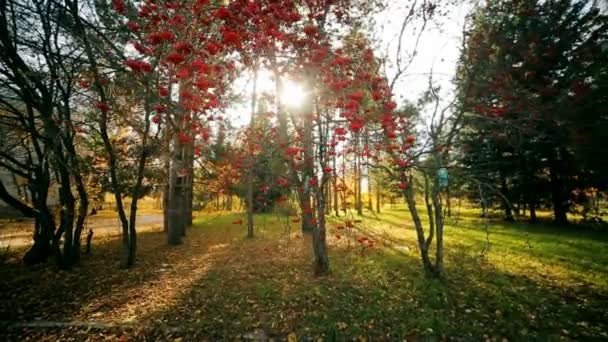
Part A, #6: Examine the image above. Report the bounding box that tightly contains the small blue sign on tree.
[438,167,448,189]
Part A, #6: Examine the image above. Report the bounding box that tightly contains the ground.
[0,206,607,340]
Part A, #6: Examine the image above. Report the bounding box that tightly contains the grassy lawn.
[1,206,607,340]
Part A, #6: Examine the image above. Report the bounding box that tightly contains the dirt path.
[0,214,163,248]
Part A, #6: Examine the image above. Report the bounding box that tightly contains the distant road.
[0,214,163,248]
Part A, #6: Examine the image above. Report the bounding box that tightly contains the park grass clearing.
[1,206,607,340]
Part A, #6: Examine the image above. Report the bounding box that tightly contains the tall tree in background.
[456,0,608,224]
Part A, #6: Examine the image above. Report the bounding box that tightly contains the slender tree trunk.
[500,174,514,221]
[403,171,443,278]
[549,155,568,225]
[70,170,88,265]
[352,155,357,214]
[355,146,362,215]
[185,141,194,229]
[301,85,315,233]
[332,151,339,217]
[529,193,538,223]
[246,67,258,238]
[367,169,372,211]
[163,123,170,232]
[58,168,75,267]
[313,191,329,275]
[124,98,153,267]
[446,185,451,217]
[431,181,444,276]
[404,183,436,276]
[312,94,329,275]
[168,138,185,245]
[365,130,372,211]
[341,153,347,215]
[325,181,331,215]
[375,180,381,213]
[168,82,189,245]
[182,141,193,237]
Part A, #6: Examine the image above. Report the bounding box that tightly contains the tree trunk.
[301,84,315,233]
[185,143,194,229]
[168,136,186,245]
[168,95,186,244]
[56,155,76,268]
[70,171,88,266]
[549,158,568,225]
[182,141,193,236]
[403,172,443,278]
[226,194,232,211]
[123,101,153,267]
[17,174,55,265]
[312,199,329,275]
[365,131,372,211]
[246,66,258,238]
[529,200,536,222]
[333,151,339,217]
[375,180,381,213]
[325,181,331,215]
[311,92,329,275]
[500,175,514,221]
[163,125,170,233]
[355,148,362,215]
[431,182,444,276]
[367,171,372,211]
[445,185,451,217]
[357,174,362,215]
[23,217,53,265]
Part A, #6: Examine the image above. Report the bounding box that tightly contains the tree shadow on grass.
[134,223,608,341]
[455,216,608,241]
[0,228,233,324]
[2,212,607,340]
[367,208,608,277]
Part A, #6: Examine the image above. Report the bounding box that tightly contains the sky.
[379,1,472,104]
[224,1,473,128]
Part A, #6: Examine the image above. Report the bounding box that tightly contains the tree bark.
[375,180,381,213]
[332,150,339,217]
[167,83,189,245]
[23,174,55,265]
[182,140,193,236]
[246,66,258,238]
[403,171,443,278]
[313,193,329,275]
[301,85,315,233]
[500,173,514,221]
[549,155,568,225]
[163,124,171,232]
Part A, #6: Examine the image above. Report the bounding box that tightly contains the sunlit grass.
[1,206,606,339]
[177,206,608,339]
[331,205,608,288]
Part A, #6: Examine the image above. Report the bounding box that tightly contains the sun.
[253,69,307,109]
[280,79,307,108]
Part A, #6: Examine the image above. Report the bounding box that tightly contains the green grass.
[153,206,608,340]
[349,206,608,287]
[1,205,607,340]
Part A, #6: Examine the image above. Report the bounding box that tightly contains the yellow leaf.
[287,332,297,342]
